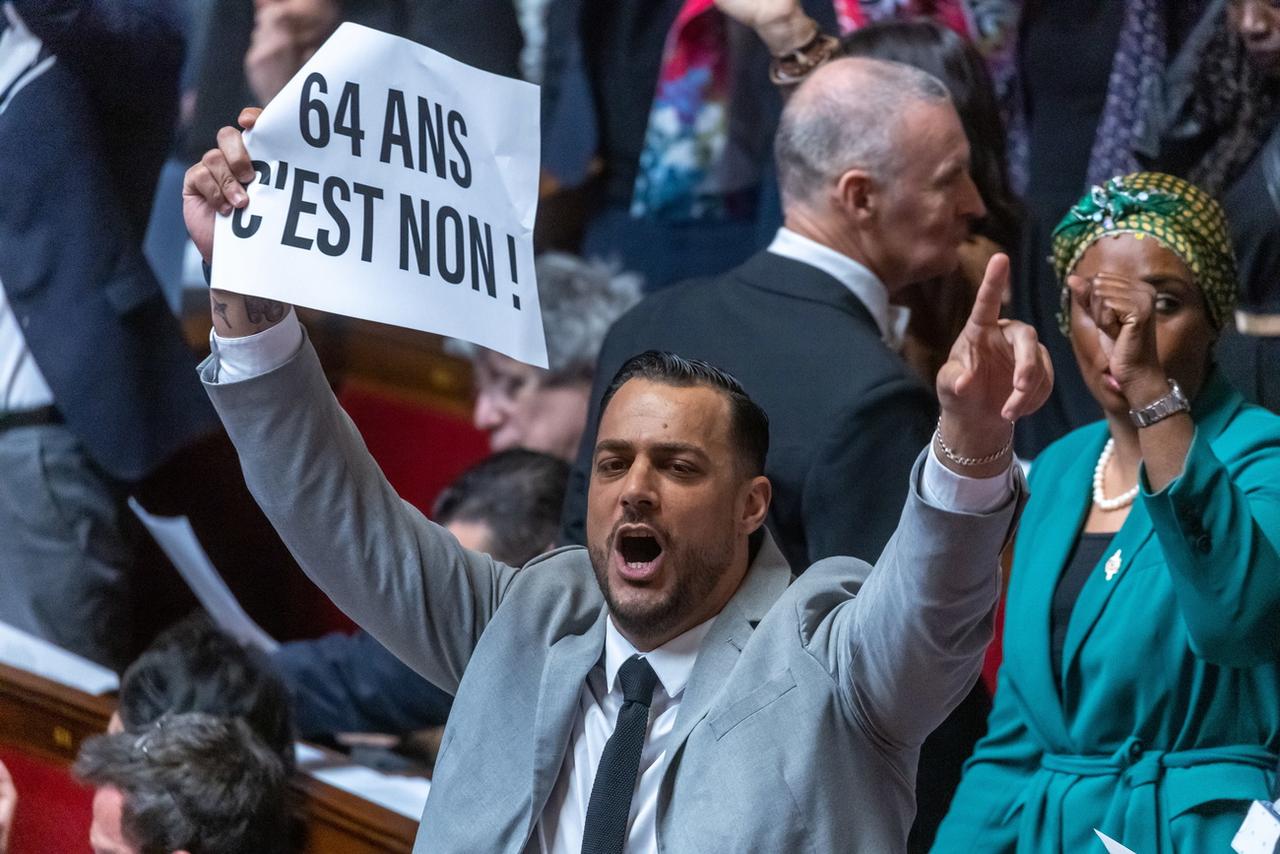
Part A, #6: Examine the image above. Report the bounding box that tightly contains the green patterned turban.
[1050,172,1238,335]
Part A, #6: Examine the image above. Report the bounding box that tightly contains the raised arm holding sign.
[185,22,546,366]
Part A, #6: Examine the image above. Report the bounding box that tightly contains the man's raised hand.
[182,107,262,263]
[935,253,1053,476]
[183,107,291,338]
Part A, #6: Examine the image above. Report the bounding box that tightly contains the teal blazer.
[933,372,1280,853]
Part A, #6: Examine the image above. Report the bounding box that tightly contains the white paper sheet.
[1095,829,1138,854]
[212,22,547,367]
[128,498,278,653]
[0,620,118,695]
[295,742,431,820]
[1232,801,1280,854]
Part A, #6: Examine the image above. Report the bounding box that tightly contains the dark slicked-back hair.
[600,351,770,476]
[75,713,289,854]
[432,449,570,565]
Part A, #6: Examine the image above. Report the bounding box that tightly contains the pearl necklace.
[1092,439,1139,511]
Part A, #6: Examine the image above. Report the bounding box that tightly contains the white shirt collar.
[766,227,910,349]
[603,615,715,700]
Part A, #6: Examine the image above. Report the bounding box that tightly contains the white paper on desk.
[295,742,431,820]
[1233,801,1280,854]
[212,22,547,368]
[1095,829,1138,854]
[0,620,118,695]
[128,498,278,653]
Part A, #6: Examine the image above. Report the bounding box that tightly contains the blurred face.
[471,350,590,461]
[585,379,769,650]
[1068,234,1215,415]
[1231,0,1280,75]
[868,100,986,291]
[89,787,138,854]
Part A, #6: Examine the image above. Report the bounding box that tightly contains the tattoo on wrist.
[212,297,232,329]
[243,296,286,325]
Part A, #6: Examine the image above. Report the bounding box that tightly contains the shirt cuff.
[209,309,303,384]
[921,444,1015,514]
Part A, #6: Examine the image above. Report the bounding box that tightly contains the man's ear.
[741,476,772,534]
[834,168,876,225]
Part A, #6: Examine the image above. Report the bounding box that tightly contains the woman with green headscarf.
[932,173,1280,853]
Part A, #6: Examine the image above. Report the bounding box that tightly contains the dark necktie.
[580,654,659,854]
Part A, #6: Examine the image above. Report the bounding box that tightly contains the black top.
[1013,0,1123,458]
[1050,531,1115,689]
[581,0,685,203]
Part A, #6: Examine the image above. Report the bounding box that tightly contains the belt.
[0,405,63,432]
[1236,310,1280,337]
[1020,738,1278,853]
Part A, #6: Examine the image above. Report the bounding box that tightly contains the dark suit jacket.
[562,249,937,570]
[559,249,986,850]
[1,0,216,481]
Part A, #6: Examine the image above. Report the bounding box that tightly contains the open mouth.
[613,527,665,582]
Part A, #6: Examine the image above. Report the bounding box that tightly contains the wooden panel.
[0,663,420,852]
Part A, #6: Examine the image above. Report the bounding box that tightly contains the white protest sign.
[212,22,547,367]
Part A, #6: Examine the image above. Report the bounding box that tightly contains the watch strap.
[1129,379,1190,428]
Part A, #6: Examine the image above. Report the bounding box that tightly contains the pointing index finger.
[967,252,1009,328]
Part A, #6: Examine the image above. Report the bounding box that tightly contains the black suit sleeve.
[272,630,454,739]
[802,377,936,565]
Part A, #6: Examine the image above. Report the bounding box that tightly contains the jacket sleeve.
[1141,425,1280,667]
[273,631,453,739]
[11,0,184,98]
[930,666,1042,853]
[815,450,1025,751]
[201,332,521,696]
[802,378,936,563]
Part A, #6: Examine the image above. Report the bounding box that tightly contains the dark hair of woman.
[839,19,1022,251]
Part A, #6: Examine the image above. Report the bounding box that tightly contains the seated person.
[449,252,641,460]
[272,448,569,740]
[111,613,294,766]
[75,712,289,854]
[933,173,1280,852]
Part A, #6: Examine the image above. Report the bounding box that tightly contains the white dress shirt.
[211,312,1014,853]
[767,227,910,349]
[0,9,55,414]
[0,281,54,413]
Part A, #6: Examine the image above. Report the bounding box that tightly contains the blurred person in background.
[933,173,1280,852]
[448,252,642,461]
[111,613,295,766]
[0,0,218,671]
[272,449,569,743]
[539,0,1017,290]
[1145,0,1280,411]
[76,713,290,854]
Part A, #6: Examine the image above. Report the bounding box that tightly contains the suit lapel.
[528,608,608,833]
[666,531,793,754]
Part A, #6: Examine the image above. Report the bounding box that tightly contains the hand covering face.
[1050,171,1238,335]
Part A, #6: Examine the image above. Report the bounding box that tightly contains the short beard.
[588,519,737,642]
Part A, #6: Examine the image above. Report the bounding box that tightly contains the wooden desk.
[0,662,419,852]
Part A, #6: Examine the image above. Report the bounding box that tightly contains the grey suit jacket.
[200,333,1025,853]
